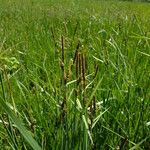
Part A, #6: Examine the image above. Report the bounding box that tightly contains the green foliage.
[0,0,150,149]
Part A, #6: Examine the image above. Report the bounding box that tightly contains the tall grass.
[0,0,150,149]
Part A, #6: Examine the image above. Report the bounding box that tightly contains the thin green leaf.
[0,96,42,150]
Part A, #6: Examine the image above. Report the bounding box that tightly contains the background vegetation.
[0,0,150,149]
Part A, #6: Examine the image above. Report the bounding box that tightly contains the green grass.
[0,0,150,149]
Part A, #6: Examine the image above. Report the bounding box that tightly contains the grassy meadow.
[0,0,150,149]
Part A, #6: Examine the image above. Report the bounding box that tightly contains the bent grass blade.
[0,96,42,150]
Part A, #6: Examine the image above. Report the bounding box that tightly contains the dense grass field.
[0,0,150,149]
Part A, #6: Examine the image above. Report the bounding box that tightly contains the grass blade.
[0,96,42,150]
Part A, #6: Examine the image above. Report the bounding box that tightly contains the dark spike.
[73,41,80,64]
